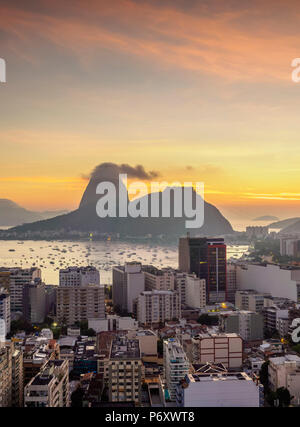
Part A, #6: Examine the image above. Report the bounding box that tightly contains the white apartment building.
[177,368,261,407]
[0,288,10,335]
[268,355,300,405]
[185,275,206,309]
[191,333,243,369]
[163,338,190,402]
[174,272,187,306]
[113,263,145,314]
[56,283,105,325]
[88,315,138,333]
[24,359,70,407]
[59,266,100,287]
[235,290,270,312]
[143,265,176,291]
[137,290,181,325]
[236,262,300,303]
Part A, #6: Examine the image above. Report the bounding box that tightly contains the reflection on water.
[0,240,249,285]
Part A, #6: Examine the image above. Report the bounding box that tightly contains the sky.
[1,0,300,225]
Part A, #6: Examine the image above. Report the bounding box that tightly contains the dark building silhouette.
[179,236,227,303]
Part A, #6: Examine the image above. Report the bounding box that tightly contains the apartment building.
[137,290,180,326]
[59,266,100,287]
[23,278,46,324]
[163,338,190,402]
[113,263,145,314]
[219,310,264,341]
[108,336,142,404]
[185,274,206,309]
[4,268,41,312]
[0,342,12,407]
[12,346,23,407]
[190,332,243,369]
[56,283,105,325]
[0,287,10,335]
[235,290,269,313]
[268,355,300,405]
[24,359,69,407]
[142,265,176,291]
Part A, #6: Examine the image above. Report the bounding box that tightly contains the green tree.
[259,361,270,393]
[276,387,291,407]
[197,314,219,326]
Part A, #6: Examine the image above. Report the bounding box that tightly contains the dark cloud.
[86,162,160,181]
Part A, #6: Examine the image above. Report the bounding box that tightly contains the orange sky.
[1,0,300,223]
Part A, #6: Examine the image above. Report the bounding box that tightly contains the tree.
[197,314,219,326]
[259,361,270,393]
[157,339,164,356]
[71,387,84,407]
[276,387,291,407]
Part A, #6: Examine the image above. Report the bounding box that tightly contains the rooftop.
[110,337,140,360]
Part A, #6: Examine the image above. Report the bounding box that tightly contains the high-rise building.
[23,278,46,324]
[59,266,100,287]
[185,274,206,309]
[3,268,41,313]
[163,338,190,402]
[179,236,227,303]
[137,290,180,325]
[11,346,23,407]
[227,263,237,304]
[24,359,69,407]
[0,288,10,335]
[108,336,142,404]
[113,263,145,314]
[142,265,176,291]
[0,342,12,407]
[56,283,105,325]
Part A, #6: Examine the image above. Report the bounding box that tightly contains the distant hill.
[280,219,300,234]
[268,217,300,230]
[0,199,68,227]
[2,163,234,238]
[253,215,279,221]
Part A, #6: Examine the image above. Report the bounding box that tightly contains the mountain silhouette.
[4,163,233,238]
[0,198,68,227]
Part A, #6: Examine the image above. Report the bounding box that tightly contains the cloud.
[87,162,160,181]
[1,0,299,81]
